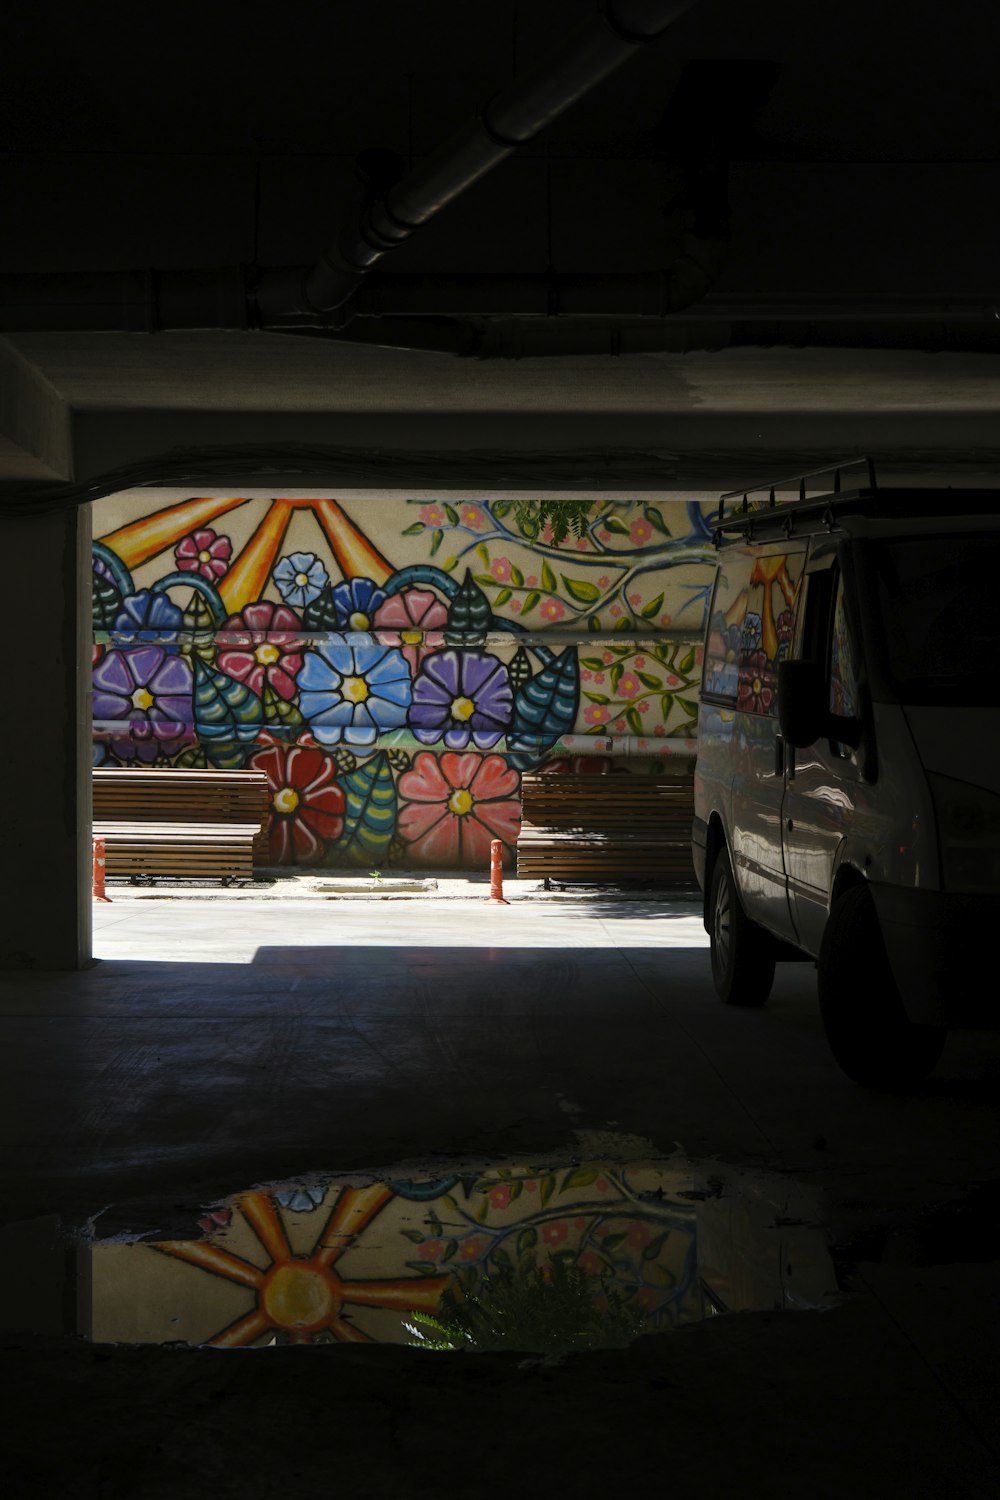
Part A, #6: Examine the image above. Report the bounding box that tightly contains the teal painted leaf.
[445,569,491,645]
[303,590,340,631]
[508,646,533,691]
[507,648,580,756]
[335,752,397,866]
[193,658,263,767]
[92,574,123,630]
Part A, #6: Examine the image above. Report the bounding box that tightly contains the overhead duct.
[254,0,704,324]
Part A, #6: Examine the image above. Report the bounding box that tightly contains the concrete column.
[0,501,92,969]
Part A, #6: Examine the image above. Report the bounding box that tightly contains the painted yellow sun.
[153,1184,447,1346]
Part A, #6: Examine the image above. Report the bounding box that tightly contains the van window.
[829,571,860,720]
[702,553,754,702]
[735,552,804,716]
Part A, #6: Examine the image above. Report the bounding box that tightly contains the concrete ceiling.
[3,0,1000,496]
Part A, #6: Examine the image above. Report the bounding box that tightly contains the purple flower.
[111,590,184,651]
[410,648,513,749]
[93,646,193,762]
[329,577,387,631]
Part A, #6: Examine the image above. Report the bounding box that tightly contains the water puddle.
[2,1157,848,1352]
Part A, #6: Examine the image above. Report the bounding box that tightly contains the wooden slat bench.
[93,769,270,882]
[516,772,697,891]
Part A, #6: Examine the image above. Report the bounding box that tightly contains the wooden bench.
[93,769,270,882]
[516,772,697,890]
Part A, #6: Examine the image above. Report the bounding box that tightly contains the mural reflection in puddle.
[76,1162,842,1352]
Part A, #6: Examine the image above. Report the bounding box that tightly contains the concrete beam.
[0,337,72,481]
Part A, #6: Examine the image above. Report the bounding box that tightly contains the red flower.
[737,649,776,715]
[397,752,520,867]
[249,743,345,863]
[542,1220,568,1246]
[217,602,304,701]
[174,528,232,581]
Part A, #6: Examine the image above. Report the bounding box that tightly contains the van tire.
[818,885,947,1087]
[708,850,776,1007]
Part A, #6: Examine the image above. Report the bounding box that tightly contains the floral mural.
[92,493,717,867]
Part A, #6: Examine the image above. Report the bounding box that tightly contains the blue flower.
[741,611,762,652]
[110,590,184,651]
[329,577,387,631]
[273,552,330,608]
[297,634,412,746]
[274,1185,326,1213]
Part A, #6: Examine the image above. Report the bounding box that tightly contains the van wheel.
[818,885,946,1087]
[708,850,776,1007]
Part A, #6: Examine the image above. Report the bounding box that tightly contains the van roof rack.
[718,457,877,526]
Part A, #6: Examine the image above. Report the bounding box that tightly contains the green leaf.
[430,528,444,556]
[174,744,208,768]
[401,1228,424,1243]
[402,522,425,536]
[517,1226,538,1255]
[601,1232,627,1251]
[581,657,604,670]
[405,1261,443,1277]
[444,503,459,525]
[521,591,540,614]
[442,1240,459,1262]
[627,707,644,734]
[494,587,513,607]
[610,662,623,693]
[640,592,664,619]
[644,506,669,535]
[603,514,630,535]
[677,697,699,716]
[443,556,459,572]
[492,499,512,518]
[510,564,524,587]
[643,1231,671,1261]
[473,574,496,586]
[445,569,492,645]
[638,671,663,689]
[541,560,556,592]
[335,751,397,866]
[678,647,696,673]
[561,574,601,604]
[587,615,602,631]
[614,616,634,632]
[475,544,490,565]
[539,1174,557,1208]
[560,1166,599,1191]
[582,691,609,703]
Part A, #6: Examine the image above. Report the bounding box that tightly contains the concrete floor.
[1,882,999,1495]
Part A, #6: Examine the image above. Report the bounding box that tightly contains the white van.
[692,465,1000,1086]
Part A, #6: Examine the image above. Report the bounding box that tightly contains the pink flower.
[539,598,565,622]
[526,575,537,587]
[217,602,304,701]
[596,1179,609,1192]
[638,700,649,713]
[653,724,665,736]
[540,523,555,543]
[637,1286,658,1310]
[574,1217,587,1231]
[489,1184,513,1211]
[542,1221,568,1246]
[602,652,613,665]
[174,528,232,581]
[614,718,625,730]
[659,613,672,627]
[373,588,448,674]
[490,556,513,583]
[575,539,589,551]
[634,656,646,668]
[609,604,622,618]
[419,504,445,526]
[667,674,680,687]
[523,1180,538,1194]
[578,1250,601,1275]
[600,528,612,541]
[418,1238,445,1261]
[398,752,521,867]
[629,519,653,545]
[510,598,521,612]
[617,673,640,698]
[598,576,610,588]
[584,703,611,725]
[593,673,605,685]
[628,1222,652,1249]
[459,1233,489,1261]
[461,505,485,530]
[629,593,643,606]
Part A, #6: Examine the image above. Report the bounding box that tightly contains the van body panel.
[903,707,1000,794]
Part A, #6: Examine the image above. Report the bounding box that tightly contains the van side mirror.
[777,660,826,747]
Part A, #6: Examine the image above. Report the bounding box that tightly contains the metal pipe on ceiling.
[254,0,703,324]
